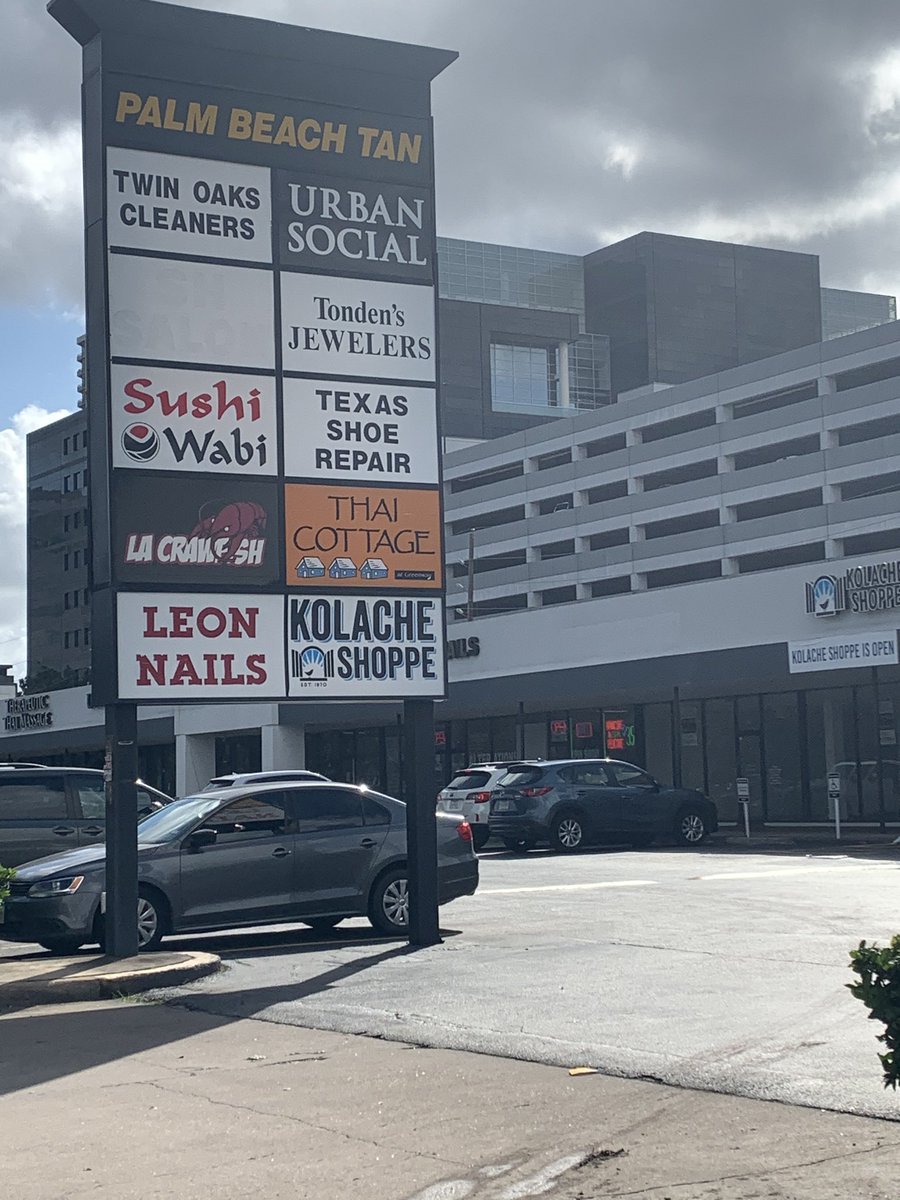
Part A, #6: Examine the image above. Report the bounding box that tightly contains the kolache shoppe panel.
[284,482,442,589]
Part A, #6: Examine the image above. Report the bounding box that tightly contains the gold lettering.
[297,118,321,150]
[398,132,422,164]
[186,102,217,136]
[115,92,142,124]
[373,129,396,160]
[163,99,184,132]
[273,115,297,146]
[228,108,253,140]
[358,126,379,157]
[252,111,275,143]
[137,96,162,128]
[321,122,347,153]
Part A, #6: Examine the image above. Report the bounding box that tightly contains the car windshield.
[498,767,544,787]
[447,770,492,789]
[137,795,224,843]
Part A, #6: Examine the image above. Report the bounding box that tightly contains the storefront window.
[762,693,803,821]
[548,714,571,756]
[215,733,261,777]
[644,702,673,785]
[523,719,547,760]
[805,688,858,822]
[491,715,519,761]
[603,707,637,761]
[678,701,704,792]
[467,718,491,764]
[855,684,900,823]
[705,698,738,822]
[569,709,603,759]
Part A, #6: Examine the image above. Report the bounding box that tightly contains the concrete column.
[818,374,837,395]
[631,572,647,592]
[626,427,642,447]
[261,722,306,770]
[557,342,571,408]
[176,732,216,797]
[825,537,842,560]
[721,557,738,577]
[718,454,734,474]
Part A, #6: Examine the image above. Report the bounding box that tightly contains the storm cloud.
[5,0,900,307]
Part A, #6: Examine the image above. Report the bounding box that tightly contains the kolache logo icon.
[122,422,160,462]
[805,574,846,617]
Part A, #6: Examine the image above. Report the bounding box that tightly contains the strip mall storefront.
[3,555,900,827]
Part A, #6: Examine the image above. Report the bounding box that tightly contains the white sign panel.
[287,594,444,697]
[107,148,272,262]
[110,364,277,475]
[280,272,435,380]
[788,630,899,674]
[108,255,275,369]
[117,593,285,699]
[282,377,437,483]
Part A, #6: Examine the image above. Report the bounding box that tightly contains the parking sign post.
[736,777,751,839]
[104,702,139,958]
[828,771,842,842]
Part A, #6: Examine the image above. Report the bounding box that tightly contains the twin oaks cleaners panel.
[77,16,454,705]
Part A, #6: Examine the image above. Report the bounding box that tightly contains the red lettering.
[197,607,227,637]
[220,654,246,685]
[203,653,218,685]
[170,607,193,638]
[246,654,267,685]
[123,377,153,414]
[142,606,167,638]
[230,607,258,638]
[136,653,166,685]
[170,654,202,686]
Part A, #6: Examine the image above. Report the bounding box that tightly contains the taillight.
[521,786,552,797]
[456,820,473,842]
[468,791,492,803]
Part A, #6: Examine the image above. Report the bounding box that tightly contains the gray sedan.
[1,782,479,953]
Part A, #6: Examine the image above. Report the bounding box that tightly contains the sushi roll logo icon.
[122,422,160,462]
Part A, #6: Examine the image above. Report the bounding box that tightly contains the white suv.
[436,763,511,850]
[201,769,328,792]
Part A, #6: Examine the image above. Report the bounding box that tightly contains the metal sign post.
[736,777,751,839]
[404,697,440,946]
[828,771,842,841]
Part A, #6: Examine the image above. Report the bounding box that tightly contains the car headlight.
[28,876,85,897]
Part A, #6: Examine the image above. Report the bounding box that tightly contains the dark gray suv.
[2,781,479,953]
[0,766,171,868]
[489,759,718,853]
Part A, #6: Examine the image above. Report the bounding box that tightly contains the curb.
[0,951,221,1011]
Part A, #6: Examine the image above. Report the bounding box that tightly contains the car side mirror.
[186,827,217,852]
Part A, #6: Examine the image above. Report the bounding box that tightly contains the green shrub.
[849,936,900,1088]
[0,863,13,907]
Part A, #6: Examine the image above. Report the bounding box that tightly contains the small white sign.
[788,630,899,674]
[736,778,750,799]
[287,593,444,698]
[117,593,285,700]
[280,272,435,381]
[108,255,275,369]
[282,377,438,484]
[110,364,277,475]
[107,148,272,262]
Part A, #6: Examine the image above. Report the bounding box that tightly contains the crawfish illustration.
[191,500,267,565]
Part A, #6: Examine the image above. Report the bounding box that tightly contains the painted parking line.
[696,862,899,881]
[479,880,658,895]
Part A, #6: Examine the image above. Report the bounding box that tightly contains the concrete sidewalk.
[0,950,219,1009]
[3,997,900,1200]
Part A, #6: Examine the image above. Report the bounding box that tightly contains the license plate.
[445,799,462,811]
[493,799,514,812]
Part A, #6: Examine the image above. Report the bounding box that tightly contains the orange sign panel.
[285,483,443,589]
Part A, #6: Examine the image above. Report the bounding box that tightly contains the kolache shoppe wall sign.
[52,0,456,705]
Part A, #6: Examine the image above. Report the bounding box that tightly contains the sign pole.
[404,697,441,946]
[736,777,751,839]
[104,702,139,958]
[828,771,842,841]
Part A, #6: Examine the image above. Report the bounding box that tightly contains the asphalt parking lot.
[6,841,900,1120]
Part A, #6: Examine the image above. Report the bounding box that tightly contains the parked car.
[0,766,172,868]
[1,781,479,954]
[489,759,718,852]
[437,763,511,849]
[200,769,329,792]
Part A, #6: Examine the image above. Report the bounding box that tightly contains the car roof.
[499,758,637,768]
[196,779,378,797]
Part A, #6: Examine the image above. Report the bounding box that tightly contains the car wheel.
[472,826,490,851]
[503,837,533,854]
[550,811,586,853]
[675,808,708,846]
[301,917,344,932]
[137,886,166,951]
[39,937,83,955]
[368,868,409,936]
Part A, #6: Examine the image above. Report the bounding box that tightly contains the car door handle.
[82,826,103,837]
[53,826,75,836]
[360,837,377,848]
[272,846,291,858]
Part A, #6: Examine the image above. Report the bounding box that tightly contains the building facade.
[7,316,900,829]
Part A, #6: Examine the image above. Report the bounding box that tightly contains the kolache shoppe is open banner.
[52,0,456,704]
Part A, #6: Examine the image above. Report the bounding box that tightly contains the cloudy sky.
[2,0,900,678]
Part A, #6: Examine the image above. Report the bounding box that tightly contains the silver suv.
[489,759,718,853]
[437,764,510,850]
